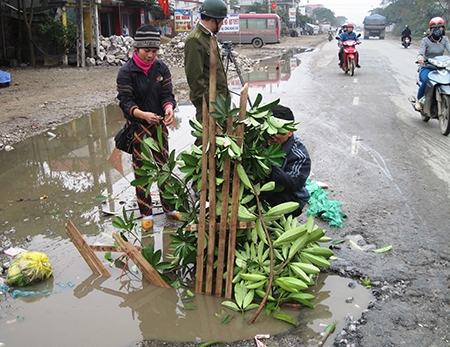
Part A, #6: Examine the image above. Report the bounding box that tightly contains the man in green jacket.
[184,0,230,123]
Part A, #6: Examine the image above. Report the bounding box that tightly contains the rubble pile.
[86,32,259,74]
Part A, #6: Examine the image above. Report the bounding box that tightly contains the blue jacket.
[339,31,359,43]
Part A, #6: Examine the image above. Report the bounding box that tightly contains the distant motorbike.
[402,36,411,48]
[340,39,361,76]
[328,31,334,42]
[409,56,450,135]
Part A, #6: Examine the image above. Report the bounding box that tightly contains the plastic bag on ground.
[306,179,347,228]
[6,251,53,287]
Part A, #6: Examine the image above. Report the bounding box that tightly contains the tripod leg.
[229,53,252,108]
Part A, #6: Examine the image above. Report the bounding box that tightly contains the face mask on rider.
[431,29,444,40]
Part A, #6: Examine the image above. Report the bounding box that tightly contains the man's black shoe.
[356,64,361,68]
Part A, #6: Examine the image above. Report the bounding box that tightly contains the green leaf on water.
[273,313,297,325]
[182,305,197,310]
[94,195,108,201]
[325,321,337,334]
[221,314,234,325]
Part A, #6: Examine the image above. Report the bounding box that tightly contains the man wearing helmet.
[184,0,230,126]
[338,23,361,68]
[401,24,411,43]
[414,17,450,110]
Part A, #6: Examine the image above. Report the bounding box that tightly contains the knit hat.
[272,105,295,121]
[134,25,160,48]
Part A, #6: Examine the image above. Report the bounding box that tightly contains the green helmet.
[200,0,228,19]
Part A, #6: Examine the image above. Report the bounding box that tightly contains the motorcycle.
[328,31,334,42]
[340,39,361,76]
[402,36,411,48]
[409,55,450,136]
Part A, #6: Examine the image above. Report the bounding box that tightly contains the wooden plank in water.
[65,220,111,277]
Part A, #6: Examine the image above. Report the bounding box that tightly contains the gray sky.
[308,0,381,25]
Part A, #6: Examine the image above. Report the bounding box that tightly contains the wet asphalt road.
[280,38,450,346]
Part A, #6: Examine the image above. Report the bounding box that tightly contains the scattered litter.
[315,181,329,189]
[4,145,14,152]
[349,240,365,251]
[6,252,53,287]
[306,179,347,228]
[373,245,392,253]
[254,334,270,347]
[0,284,11,293]
[12,289,51,298]
[3,247,28,258]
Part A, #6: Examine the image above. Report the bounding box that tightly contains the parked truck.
[363,14,387,39]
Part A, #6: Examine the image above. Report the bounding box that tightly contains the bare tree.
[18,0,36,66]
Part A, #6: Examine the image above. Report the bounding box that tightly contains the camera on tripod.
[220,40,253,107]
[221,41,234,56]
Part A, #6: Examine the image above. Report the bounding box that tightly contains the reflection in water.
[229,53,301,94]
[0,99,372,346]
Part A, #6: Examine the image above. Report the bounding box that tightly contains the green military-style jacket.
[184,23,230,120]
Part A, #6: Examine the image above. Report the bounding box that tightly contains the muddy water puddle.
[0,51,373,346]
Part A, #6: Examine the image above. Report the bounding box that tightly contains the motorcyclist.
[338,23,361,68]
[338,24,347,36]
[401,25,412,43]
[415,17,450,110]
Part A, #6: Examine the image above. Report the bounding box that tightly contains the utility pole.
[76,0,85,67]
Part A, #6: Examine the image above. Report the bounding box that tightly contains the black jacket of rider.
[402,28,411,38]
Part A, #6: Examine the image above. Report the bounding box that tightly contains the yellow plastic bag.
[7,251,53,287]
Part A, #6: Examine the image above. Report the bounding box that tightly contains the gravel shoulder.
[0,35,325,146]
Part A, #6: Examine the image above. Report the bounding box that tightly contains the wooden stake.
[225,83,249,299]
[195,97,209,294]
[112,232,170,288]
[205,35,218,295]
[215,115,233,297]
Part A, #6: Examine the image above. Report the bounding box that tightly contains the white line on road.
[351,135,359,155]
[353,97,359,106]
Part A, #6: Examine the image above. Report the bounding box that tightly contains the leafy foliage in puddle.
[112,94,334,323]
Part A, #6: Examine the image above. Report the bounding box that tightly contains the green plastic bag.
[7,251,53,287]
[306,179,347,228]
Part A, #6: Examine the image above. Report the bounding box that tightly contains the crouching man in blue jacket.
[262,105,311,217]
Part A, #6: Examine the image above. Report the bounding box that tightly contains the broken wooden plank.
[65,220,111,277]
[111,232,170,288]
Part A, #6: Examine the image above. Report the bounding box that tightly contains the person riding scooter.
[338,23,361,68]
[338,24,347,36]
[401,25,412,44]
[414,17,450,110]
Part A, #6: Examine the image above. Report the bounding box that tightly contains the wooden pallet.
[194,36,250,299]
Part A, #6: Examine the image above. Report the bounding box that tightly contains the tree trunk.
[19,0,35,66]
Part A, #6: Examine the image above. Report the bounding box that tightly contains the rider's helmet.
[405,25,408,28]
[347,23,354,29]
[429,17,445,29]
[199,0,228,19]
